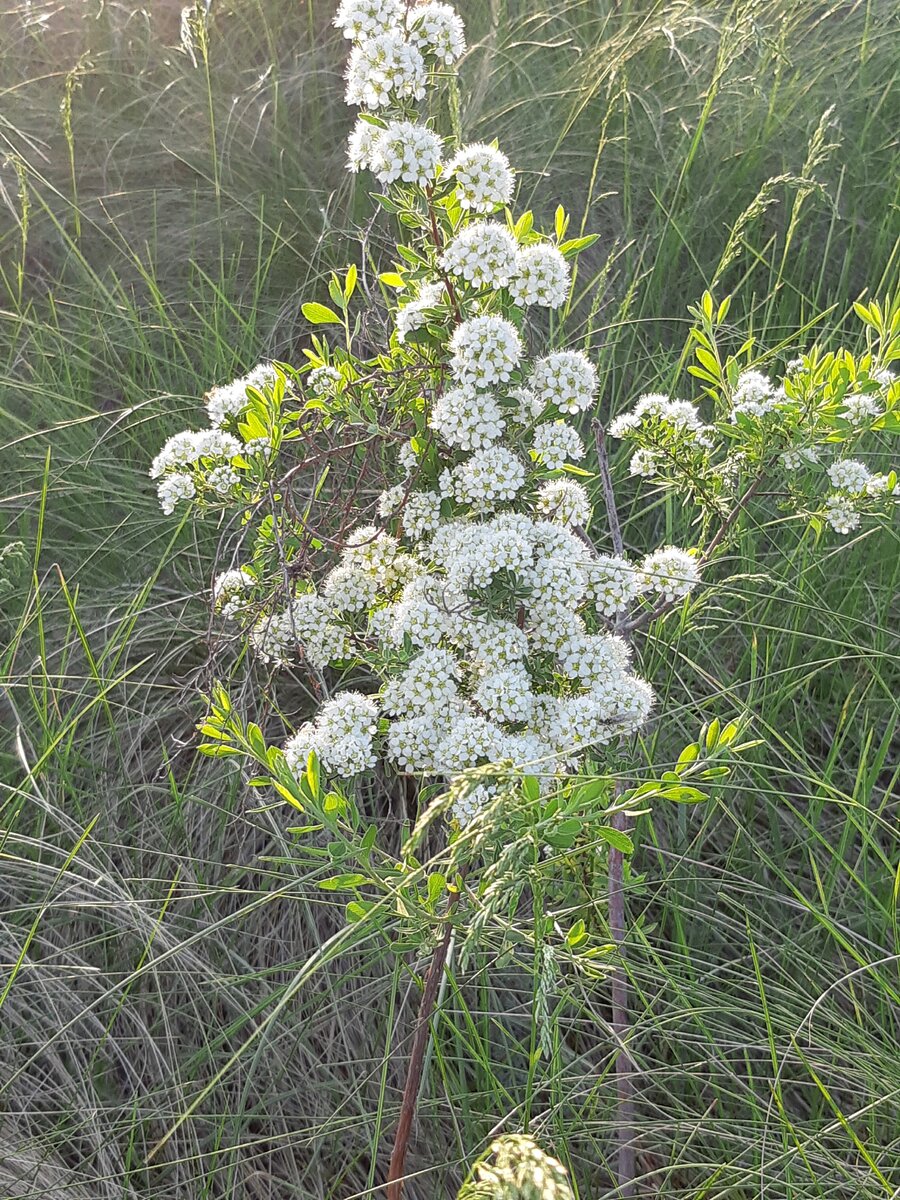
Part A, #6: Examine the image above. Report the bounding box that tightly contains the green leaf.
[705,718,721,751]
[302,302,342,325]
[346,900,376,922]
[554,204,569,241]
[306,751,321,800]
[426,872,446,905]
[320,873,369,890]
[559,233,599,258]
[676,743,700,774]
[521,775,540,802]
[379,271,405,289]
[662,785,708,804]
[344,263,357,301]
[566,919,588,948]
[597,825,634,854]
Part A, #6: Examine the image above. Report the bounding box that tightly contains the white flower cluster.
[333,0,403,40]
[408,1,466,65]
[250,592,350,668]
[730,370,778,421]
[827,458,871,493]
[509,244,571,309]
[530,351,598,415]
[369,120,442,186]
[150,428,244,513]
[212,567,255,620]
[206,362,277,427]
[781,446,819,471]
[441,222,518,288]
[285,691,379,778]
[440,445,527,510]
[531,421,584,469]
[345,33,426,109]
[447,143,514,212]
[534,479,591,526]
[430,386,506,450]
[449,315,522,387]
[306,365,342,395]
[842,392,882,424]
[641,547,701,602]
[584,554,646,618]
[823,495,858,534]
[609,392,710,442]
[395,282,444,341]
[467,1135,574,1200]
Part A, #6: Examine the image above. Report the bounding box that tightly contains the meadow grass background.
[1,0,899,1196]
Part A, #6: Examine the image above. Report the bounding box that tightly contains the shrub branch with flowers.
[149,1,899,1194]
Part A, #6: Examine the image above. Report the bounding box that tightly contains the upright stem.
[594,420,636,1196]
[386,882,463,1200]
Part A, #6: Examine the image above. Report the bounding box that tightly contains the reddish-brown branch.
[386,882,463,1200]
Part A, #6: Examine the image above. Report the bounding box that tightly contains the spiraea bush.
[146,1,899,1193]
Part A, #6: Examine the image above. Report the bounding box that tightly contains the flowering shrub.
[149,0,899,1192]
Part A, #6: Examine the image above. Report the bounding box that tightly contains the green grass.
[1,0,899,1197]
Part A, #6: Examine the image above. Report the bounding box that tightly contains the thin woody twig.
[621,472,763,634]
[386,878,464,1200]
[593,419,624,558]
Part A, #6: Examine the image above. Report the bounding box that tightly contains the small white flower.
[449,315,522,388]
[531,350,598,415]
[347,117,382,171]
[430,386,506,450]
[509,243,571,308]
[584,554,644,618]
[446,143,513,213]
[641,547,700,602]
[841,393,882,425]
[440,445,526,511]
[306,365,342,395]
[333,0,404,41]
[213,567,255,619]
[369,120,443,187]
[322,564,379,613]
[731,369,777,421]
[823,494,860,535]
[408,1,466,65]
[827,459,871,493]
[531,421,584,470]
[534,479,591,527]
[440,222,518,289]
[629,448,658,477]
[345,33,426,109]
[157,472,195,515]
[396,282,445,341]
